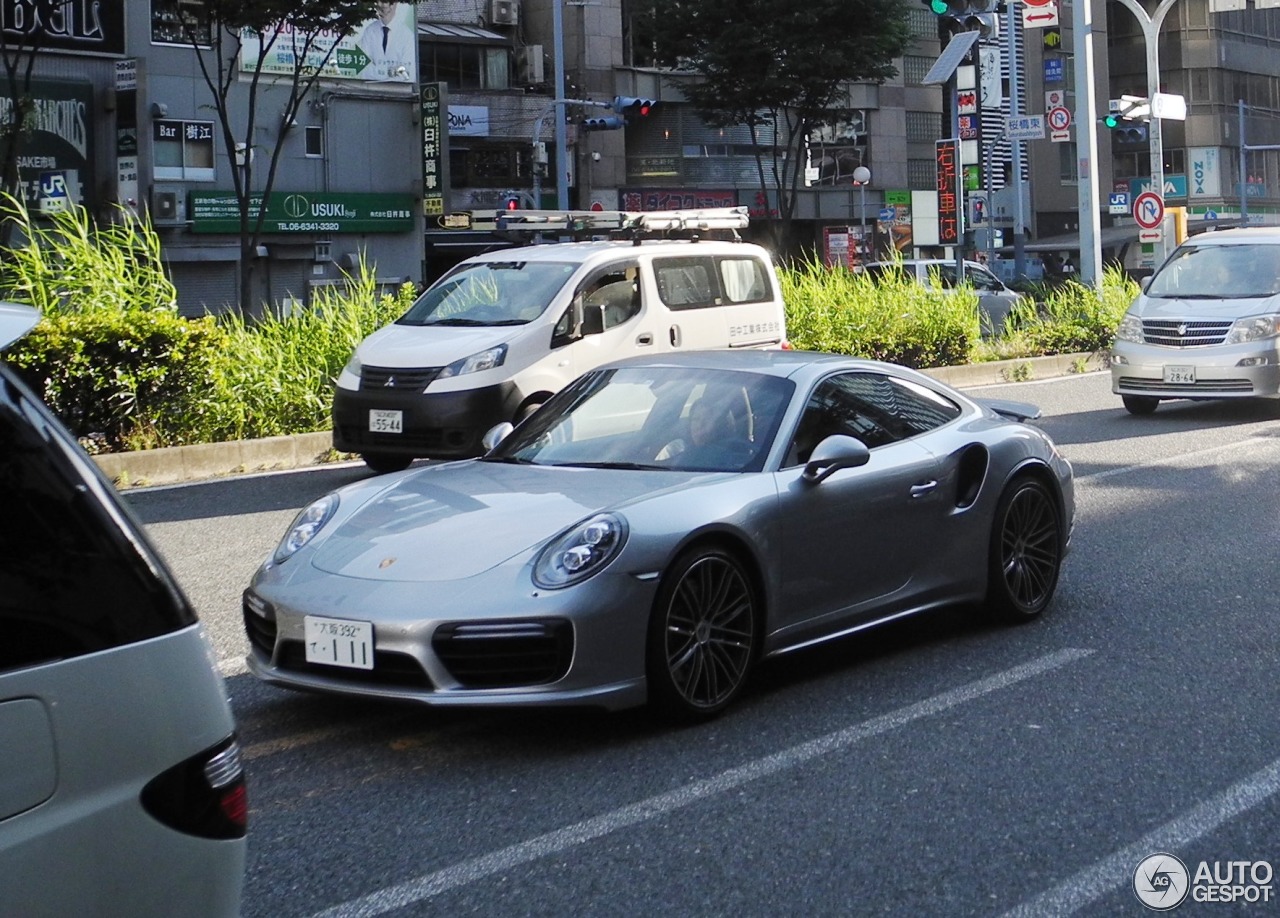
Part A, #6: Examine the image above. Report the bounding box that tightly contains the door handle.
[910,481,938,498]
[669,325,682,347]
[636,333,653,346]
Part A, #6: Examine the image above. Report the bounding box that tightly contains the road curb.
[93,351,1105,489]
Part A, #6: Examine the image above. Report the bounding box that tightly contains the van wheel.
[1122,395,1159,415]
[363,453,412,474]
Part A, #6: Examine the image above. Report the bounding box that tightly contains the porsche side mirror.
[801,435,870,484]
[482,422,514,452]
[581,303,605,336]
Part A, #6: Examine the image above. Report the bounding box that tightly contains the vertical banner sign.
[936,138,962,246]
[420,83,448,217]
[114,59,139,218]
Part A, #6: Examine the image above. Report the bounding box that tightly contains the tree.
[641,0,912,256]
[176,0,376,316]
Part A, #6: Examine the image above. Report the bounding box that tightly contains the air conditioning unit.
[516,45,544,84]
[490,0,519,26]
[151,188,183,224]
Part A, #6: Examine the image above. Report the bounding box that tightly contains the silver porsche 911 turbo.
[243,350,1073,719]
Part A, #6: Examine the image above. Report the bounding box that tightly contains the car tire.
[984,476,1063,623]
[363,453,412,474]
[646,547,758,720]
[1122,395,1160,415]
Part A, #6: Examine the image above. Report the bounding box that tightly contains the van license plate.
[369,409,403,433]
[1163,366,1196,385]
[304,616,374,670]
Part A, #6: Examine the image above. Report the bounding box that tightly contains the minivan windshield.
[1146,243,1280,299]
[398,261,578,327]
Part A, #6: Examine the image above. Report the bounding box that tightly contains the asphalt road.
[127,370,1280,917]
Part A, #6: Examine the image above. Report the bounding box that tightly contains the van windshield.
[1146,243,1280,299]
[398,261,578,326]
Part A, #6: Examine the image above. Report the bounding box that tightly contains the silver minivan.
[859,258,1024,334]
[1111,227,1280,414]
[0,302,246,915]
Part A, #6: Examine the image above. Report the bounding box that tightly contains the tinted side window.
[654,256,717,310]
[0,369,196,674]
[785,372,960,465]
[718,257,769,304]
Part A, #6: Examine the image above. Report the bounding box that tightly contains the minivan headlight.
[438,344,508,379]
[274,494,339,563]
[1114,312,1144,344]
[533,513,628,589]
[1225,315,1280,344]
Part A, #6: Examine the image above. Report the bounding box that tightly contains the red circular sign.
[1047,106,1071,131]
[590,201,604,212]
[1133,190,1165,229]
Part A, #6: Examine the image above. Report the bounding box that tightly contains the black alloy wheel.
[986,476,1063,623]
[647,548,758,719]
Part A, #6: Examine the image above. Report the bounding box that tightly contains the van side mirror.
[482,422,514,452]
[801,435,871,484]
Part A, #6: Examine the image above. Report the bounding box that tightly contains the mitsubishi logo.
[384,375,396,387]
[1177,323,1188,336]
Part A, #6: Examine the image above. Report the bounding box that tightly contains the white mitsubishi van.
[332,208,788,473]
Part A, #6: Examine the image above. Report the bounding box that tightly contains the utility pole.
[1072,0,1102,286]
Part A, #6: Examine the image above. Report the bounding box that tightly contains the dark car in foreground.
[244,350,1073,719]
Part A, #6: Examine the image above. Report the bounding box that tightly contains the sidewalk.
[93,351,1106,489]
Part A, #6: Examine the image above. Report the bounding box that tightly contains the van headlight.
[273,494,339,563]
[339,353,362,388]
[1114,312,1144,344]
[1226,315,1280,344]
[438,344,508,379]
[533,513,627,588]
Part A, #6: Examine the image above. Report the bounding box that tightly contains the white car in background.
[0,301,246,916]
[859,258,1025,334]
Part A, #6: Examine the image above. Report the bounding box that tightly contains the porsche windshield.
[486,366,794,474]
[1146,243,1280,299]
[398,261,578,326]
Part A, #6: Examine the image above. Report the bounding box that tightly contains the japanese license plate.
[1163,366,1196,385]
[369,409,403,433]
[304,616,374,670]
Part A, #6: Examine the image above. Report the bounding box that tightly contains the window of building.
[1059,141,1078,184]
[422,43,511,90]
[902,55,935,85]
[906,111,943,144]
[908,158,937,189]
[305,125,323,158]
[151,0,211,46]
[449,142,533,187]
[153,119,215,181]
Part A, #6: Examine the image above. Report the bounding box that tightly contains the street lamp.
[852,166,871,260]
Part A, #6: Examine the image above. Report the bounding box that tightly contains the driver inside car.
[656,393,744,466]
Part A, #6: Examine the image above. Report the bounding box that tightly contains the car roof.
[1181,227,1280,246]
[0,301,38,350]
[596,348,955,389]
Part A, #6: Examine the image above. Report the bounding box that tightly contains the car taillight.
[141,735,247,839]
[780,340,794,350]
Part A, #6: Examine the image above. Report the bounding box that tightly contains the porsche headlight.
[533,513,628,589]
[438,344,508,379]
[1226,315,1280,344]
[1114,311,1144,344]
[273,493,339,564]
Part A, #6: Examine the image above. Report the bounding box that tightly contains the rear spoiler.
[974,397,1041,422]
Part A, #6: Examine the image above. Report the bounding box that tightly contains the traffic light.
[582,114,626,132]
[1111,123,1149,145]
[501,191,521,210]
[925,0,999,41]
[611,96,656,120]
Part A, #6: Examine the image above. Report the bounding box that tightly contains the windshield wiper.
[421,317,492,326]
[479,455,536,464]
[552,461,668,470]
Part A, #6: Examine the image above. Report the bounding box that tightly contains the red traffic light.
[611,97,656,120]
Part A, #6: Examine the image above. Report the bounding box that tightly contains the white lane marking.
[1075,436,1273,483]
[312,648,1093,918]
[1003,756,1280,917]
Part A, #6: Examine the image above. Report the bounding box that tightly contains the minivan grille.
[1118,376,1254,394]
[432,620,573,688]
[360,366,443,391]
[1142,319,1231,347]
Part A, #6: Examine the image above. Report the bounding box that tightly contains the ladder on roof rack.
[495,206,750,236]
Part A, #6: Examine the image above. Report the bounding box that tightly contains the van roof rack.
[496,206,750,242]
